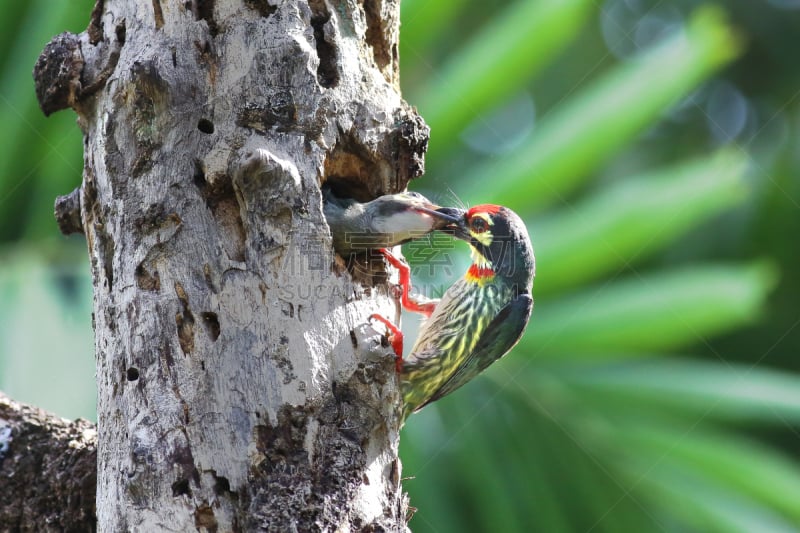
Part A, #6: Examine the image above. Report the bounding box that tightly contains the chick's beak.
[432,207,469,238]
[406,203,462,230]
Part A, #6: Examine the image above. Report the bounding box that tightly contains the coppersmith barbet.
[372,204,535,418]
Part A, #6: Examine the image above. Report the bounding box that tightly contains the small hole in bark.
[172,478,191,497]
[193,159,206,188]
[126,367,140,381]
[197,119,214,134]
[213,475,231,495]
[201,312,220,341]
[350,329,358,349]
[115,22,126,44]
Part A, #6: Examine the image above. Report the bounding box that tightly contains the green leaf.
[618,454,800,533]
[559,358,800,424]
[411,0,595,155]
[524,262,776,354]
[618,426,800,525]
[532,150,747,295]
[401,407,483,533]
[447,399,529,532]
[458,6,742,212]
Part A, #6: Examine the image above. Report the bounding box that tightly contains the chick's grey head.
[365,191,454,234]
[324,189,458,255]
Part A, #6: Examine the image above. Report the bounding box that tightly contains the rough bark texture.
[33,0,426,530]
[0,392,97,532]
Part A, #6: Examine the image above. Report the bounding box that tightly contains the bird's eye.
[469,217,488,234]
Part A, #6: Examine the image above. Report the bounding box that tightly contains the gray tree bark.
[31,0,428,530]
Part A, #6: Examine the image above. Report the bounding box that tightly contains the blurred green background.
[2,1,800,531]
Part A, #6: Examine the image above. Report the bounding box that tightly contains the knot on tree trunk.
[54,187,84,235]
[33,18,125,117]
[33,32,84,116]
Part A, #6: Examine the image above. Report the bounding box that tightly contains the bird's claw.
[369,314,404,372]
[378,248,436,318]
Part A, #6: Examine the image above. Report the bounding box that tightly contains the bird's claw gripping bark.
[369,314,404,372]
[377,248,436,318]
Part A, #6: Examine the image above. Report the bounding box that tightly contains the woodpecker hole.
[213,475,231,496]
[172,478,191,497]
[115,22,127,45]
[126,367,140,381]
[197,119,214,134]
[193,159,206,188]
[201,312,220,341]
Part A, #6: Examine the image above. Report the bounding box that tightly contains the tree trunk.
[33,0,428,530]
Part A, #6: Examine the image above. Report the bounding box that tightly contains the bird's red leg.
[369,314,404,372]
[377,248,436,318]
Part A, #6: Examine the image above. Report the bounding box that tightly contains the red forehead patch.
[467,204,502,218]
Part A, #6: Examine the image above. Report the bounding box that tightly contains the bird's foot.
[369,314,404,372]
[377,248,436,318]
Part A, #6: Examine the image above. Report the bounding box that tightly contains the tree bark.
[32,0,427,530]
[0,393,97,532]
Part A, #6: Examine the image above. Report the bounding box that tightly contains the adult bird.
[372,204,535,418]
